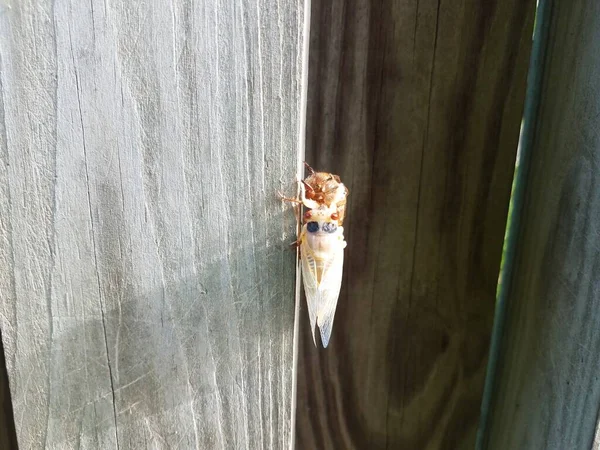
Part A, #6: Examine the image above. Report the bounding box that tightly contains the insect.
[281,163,349,347]
[300,163,349,224]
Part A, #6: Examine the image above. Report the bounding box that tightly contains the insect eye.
[331,212,339,221]
[322,222,337,233]
[307,221,319,233]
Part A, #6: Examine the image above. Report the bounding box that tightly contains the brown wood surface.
[486,1,600,448]
[296,1,535,449]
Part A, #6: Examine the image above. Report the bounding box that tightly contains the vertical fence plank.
[0,0,307,448]
[297,1,535,448]
[486,1,600,448]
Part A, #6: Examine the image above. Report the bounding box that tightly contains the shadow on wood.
[0,0,307,448]
[0,328,18,449]
[296,1,536,448]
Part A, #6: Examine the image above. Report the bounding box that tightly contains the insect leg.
[303,161,316,175]
[301,180,315,196]
[299,181,320,210]
[278,191,302,204]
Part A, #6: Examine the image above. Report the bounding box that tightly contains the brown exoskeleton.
[300,162,349,225]
[279,162,349,227]
[300,163,349,225]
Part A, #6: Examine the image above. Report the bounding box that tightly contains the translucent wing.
[315,247,344,347]
[300,234,344,348]
[300,235,320,346]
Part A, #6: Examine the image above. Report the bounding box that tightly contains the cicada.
[281,163,349,347]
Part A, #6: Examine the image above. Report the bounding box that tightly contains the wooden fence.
[483,1,600,448]
[1,1,306,448]
[296,1,535,449]
[3,0,597,449]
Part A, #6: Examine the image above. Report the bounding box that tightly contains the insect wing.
[300,235,344,348]
[300,234,320,346]
[315,246,344,347]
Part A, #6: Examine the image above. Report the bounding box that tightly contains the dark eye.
[322,222,337,233]
[307,221,319,233]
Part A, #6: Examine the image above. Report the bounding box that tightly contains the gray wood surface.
[297,1,535,449]
[0,1,307,448]
[485,1,600,448]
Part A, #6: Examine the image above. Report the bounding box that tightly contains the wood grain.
[0,0,307,448]
[485,1,600,448]
[296,1,535,448]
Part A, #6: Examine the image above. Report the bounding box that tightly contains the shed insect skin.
[280,163,349,348]
[300,162,349,225]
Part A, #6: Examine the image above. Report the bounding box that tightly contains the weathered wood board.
[297,1,535,448]
[0,0,307,448]
[485,1,600,448]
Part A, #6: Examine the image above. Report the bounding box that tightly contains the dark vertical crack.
[385,1,442,448]
[412,0,420,64]
[70,33,120,449]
